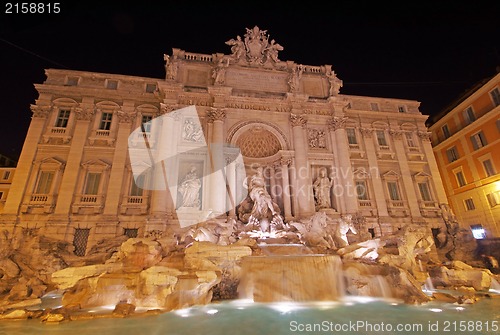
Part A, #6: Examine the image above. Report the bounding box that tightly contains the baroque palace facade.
[1,27,450,254]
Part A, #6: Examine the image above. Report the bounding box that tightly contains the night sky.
[1,1,499,161]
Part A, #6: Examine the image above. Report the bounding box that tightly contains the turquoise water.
[1,296,499,335]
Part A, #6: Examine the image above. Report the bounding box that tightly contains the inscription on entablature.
[225,68,288,93]
[178,98,213,107]
[226,103,292,113]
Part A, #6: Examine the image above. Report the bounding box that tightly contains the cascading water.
[238,254,345,302]
[490,278,500,293]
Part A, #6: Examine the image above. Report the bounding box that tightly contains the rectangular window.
[99,112,113,130]
[463,107,476,124]
[370,103,379,111]
[124,228,138,238]
[130,175,144,197]
[486,192,500,207]
[73,228,90,257]
[405,132,417,148]
[2,171,10,180]
[464,198,475,211]
[355,180,369,200]
[442,124,451,139]
[35,171,54,194]
[446,146,459,163]
[346,128,357,145]
[106,80,118,90]
[141,115,153,133]
[455,171,466,187]
[398,105,406,113]
[65,76,79,86]
[387,182,400,201]
[470,131,487,150]
[482,159,495,177]
[418,182,432,201]
[55,109,70,128]
[376,130,387,146]
[490,87,500,107]
[0,191,4,199]
[84,173,101,195]
[470,224,486,239]
[145,83,157,93]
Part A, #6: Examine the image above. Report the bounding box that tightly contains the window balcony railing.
[419,200,438,208]
[89,130,115,146]
[42,127,72,144]
[120,195,149,214]
[95,129,110,137]
[358,200,372,207]
[21,194,55,213]
[72,194,104,214]
[51,127,67,134]
[387,199,406,207]
[126,196,145,204]
[129,132,156,147]
[378,145,390,151]
[30,194,49,202]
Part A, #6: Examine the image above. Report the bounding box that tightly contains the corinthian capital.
[74,106,95,121]
[116,110,136,123]
[389,129,403,140]
[359,127,373,138]
[327,116,348,131]
[417,130,432,142]
[30,104,51,118]
[290,113,307,127]
[207,108,226,122]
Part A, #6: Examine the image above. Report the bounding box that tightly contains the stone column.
[327,124,345,212]
[280,157,293,221]
[54,105,94,215]
[103,107,135,215]
[150,105,177,218]
[268,164,277,200]
[226,156,236,219]
[290,113,315,217]
[208,108,227,215]
[390,129,421,218]
[3,105,49,215]
[418,131,448,204]
[360,127,389,217]
[328,116,358,214]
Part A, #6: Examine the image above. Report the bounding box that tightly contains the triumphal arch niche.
[157,25,447,237]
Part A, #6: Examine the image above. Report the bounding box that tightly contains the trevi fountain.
[0,26,499,334]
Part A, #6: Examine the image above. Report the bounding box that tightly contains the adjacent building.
[428,72,500,238]
[0,154,16,213]
[1,26,451,254]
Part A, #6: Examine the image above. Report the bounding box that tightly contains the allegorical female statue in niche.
[313,167,333,210]
[178,165,201,208]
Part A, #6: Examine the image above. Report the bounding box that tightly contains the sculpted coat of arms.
[225,26,283,65]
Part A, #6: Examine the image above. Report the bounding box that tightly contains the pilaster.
[3,105,49,215]
[54,103,94,215]
[360,127,389,217]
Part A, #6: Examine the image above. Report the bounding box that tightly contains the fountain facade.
[1,26,499,329]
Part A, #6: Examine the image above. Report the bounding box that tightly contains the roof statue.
[226,26,283,65]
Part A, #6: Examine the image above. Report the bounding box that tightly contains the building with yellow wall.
[429,72,500,238]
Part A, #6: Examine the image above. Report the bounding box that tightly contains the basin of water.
[1,296,499,335]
